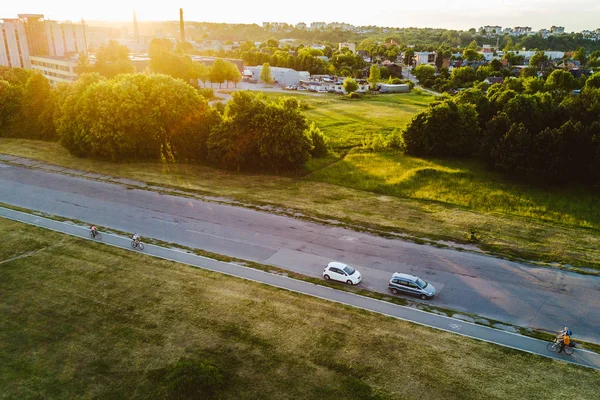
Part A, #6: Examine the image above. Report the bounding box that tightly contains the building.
[378,83,410,93]
[339,42,356,53]
[479,25,502,35]
[295,22,306,30]
[511,26,532,35]
[29,55,78,84]
[0,18,30,68]
[1,14,87,69]
[310,22,327,30]
[192,56,244,73]
[413,51,436,66]
[550,26,565,34]
[244,65,301,87]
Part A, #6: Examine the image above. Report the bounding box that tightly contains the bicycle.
[547,339,574,355]
[89,230,102,240]
[131,240,145,251]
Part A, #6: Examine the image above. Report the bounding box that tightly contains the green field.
[259,91,434,149]
[1,218,599,399]
[1,91,599,269]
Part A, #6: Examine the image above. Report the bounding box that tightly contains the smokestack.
[179,8,185,42]
[133,10,139,41]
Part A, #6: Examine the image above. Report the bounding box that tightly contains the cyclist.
[132,233,141,245]
[90,225,98,237]
[556,327,572,353]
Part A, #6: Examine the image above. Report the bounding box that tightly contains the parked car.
[297,86,308,91]
[317,87,328,93]
[388,273,435,300]
[323,262,362,285]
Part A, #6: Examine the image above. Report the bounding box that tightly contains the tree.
[207,92,311,172]
[209,59,228,89]
[57,73,207,161]
[504,52,525,66]
[585,72,600,89]
[403,49,414,66]
[93,40,135,78]
[343,77,359,94]
[368,65,381,89]
[402,99,480,157]
[573,47,587,65]
[0,80,22,135]
[545,69,576,92]
[223,61,241,88]
[76,52,92,75]
[451,66,477,88]
[413,64,436,86]
[260,62,273,87]
[462,49,482,62]
[529,51,548,70]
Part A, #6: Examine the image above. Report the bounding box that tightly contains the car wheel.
[346,280,353,285]
[324,274,331,281]
[391,288,399,295]
[420,294,429,300]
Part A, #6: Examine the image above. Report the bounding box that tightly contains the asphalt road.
[0,159,599,343]
[2,206,599,370]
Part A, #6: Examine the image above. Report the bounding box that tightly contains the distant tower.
[179,8,185,42]
[133,10,139,41]
[81,18,88,55]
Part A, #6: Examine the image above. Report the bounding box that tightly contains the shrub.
[308,122,329,157]
[362,133,387,152]
[386,129,406,151]
[197,87,214,99]
[347,92,361,99]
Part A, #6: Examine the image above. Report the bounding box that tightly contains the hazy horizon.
[4,1,600,32]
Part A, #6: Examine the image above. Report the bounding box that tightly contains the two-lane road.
[1,161,599,342]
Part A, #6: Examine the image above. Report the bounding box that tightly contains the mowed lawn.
[1,218,599,400]
[259,91,433,149]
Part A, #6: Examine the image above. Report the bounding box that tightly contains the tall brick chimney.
[179,8,185,42]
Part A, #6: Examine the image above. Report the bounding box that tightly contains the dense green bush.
[402,99,479,157]
[196,87,214,99]
[308,122,330,157]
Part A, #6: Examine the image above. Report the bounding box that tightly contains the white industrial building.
[244,66,306,87]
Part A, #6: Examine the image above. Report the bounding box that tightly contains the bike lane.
[1,206,599,371]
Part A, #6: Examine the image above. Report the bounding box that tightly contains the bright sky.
[4,1,600,31]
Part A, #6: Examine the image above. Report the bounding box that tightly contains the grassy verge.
[2,138,599,272]
[1,217,599,400]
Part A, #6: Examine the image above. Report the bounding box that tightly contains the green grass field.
[259,91,433,149]
[1,91,599,269]
[1,218,599,399]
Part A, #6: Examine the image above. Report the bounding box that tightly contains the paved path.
[1,206,598,370]
[0,157,599,344]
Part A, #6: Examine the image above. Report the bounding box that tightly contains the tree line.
[0,70,329,172]
[400,71,600,185]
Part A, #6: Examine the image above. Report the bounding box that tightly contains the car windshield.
[415,278,428,289]
[343,266,355,275]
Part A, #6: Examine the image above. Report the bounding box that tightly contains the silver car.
[388,272,435,300]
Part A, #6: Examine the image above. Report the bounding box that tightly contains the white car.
[317,87,328,93]
[323,262,362,285]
